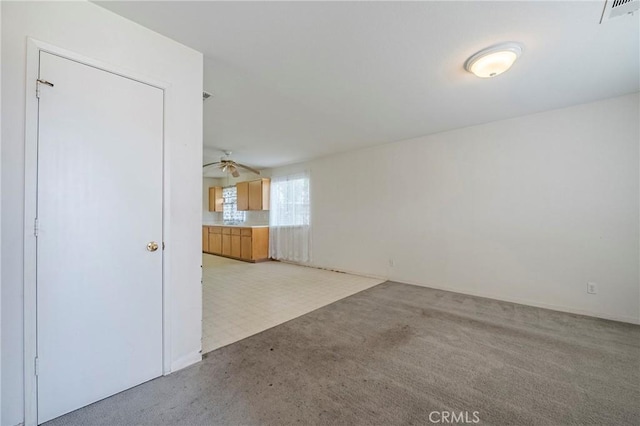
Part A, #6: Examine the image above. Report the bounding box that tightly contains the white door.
[36,51,164,424]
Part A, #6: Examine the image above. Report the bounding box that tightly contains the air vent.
[600,0,639,23]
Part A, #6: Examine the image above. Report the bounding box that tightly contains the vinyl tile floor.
[202,254,384,353]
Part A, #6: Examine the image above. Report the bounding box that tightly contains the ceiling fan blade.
[235,163,261,175]
[203,161,222,168]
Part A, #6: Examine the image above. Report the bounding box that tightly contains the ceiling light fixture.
[464,42,523,78]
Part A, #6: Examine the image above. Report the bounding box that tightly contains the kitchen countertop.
[203,223,269,228]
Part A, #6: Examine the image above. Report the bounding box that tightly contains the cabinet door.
[208,188,214,211]
[261,179,270,211]
[216,186,223,212]
[230,235,241,258]
[202,227,209,252]
[252,227,270,260]
[241,235,252,260]
[209,233,222,255]
[236,181,249,211]
[248,180,262,210]
[222,234,231,256]
[208,186,223,212]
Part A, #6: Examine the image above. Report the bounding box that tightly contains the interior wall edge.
[1,2,203,425]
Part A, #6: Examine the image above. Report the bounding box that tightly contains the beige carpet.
[46,281,640,425]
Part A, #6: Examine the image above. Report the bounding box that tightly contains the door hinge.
[34,218,39,237]
[36,79,54,98]
[35,357,40,376]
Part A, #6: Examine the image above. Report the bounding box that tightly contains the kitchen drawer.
[241,228,252,236]
[210,226,222,234]
[222,227,231,235]
[231,228,241,236]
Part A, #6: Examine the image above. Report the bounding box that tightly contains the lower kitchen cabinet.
[246,227,269,260]
[230,228,242,258]
[203,225,269,262]
[202,226,209,252]
[221,228,231,256]
[241,235,252,260]
[208,226,222,254]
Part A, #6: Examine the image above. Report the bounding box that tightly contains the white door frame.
[23,38,173,426]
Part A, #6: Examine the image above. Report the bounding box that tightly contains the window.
[269,172,311,262]
[270,173,310,226]
[222,186,246,223]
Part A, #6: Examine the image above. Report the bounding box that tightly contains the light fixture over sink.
[464,42,523,78]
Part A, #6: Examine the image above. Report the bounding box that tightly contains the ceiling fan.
[203,151,260,178]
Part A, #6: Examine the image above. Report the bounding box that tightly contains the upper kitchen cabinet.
[249,178,270,210]
[208,186,223,212]
[237,178,270,211]
[236,181,249,211]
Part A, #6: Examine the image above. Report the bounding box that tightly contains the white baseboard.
[277,259,387,282]
[169,350,201,373]
[397,279,640,325]
[270,260,639,324]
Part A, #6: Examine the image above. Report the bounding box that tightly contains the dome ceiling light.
[464,42,523,78]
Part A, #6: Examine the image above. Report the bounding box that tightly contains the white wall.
[0,2,3,421]
[272,93,640,324]
[1,2,203,425]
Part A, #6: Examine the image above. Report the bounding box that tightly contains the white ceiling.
[97,1,639,175]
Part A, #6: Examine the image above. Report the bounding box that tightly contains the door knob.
[147,242,159,252]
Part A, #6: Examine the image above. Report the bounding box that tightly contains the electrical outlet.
[388,258,395,267]
[587,282,598,295]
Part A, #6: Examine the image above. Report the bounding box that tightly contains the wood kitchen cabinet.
[236,178,270,211]
[249,178,270,210]
[202,225,269,262]
[208,226,222,254]
[241,235,252,260]
[221,227,231,256]
[202,226,209,252]
[245,227,269,260]
[208,186,223,212]
[230,228,241,258]
[236,181,249,211]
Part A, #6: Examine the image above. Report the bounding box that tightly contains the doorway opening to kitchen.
[200,171,382,353]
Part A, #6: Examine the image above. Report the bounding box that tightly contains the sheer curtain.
[269,171,311,262]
